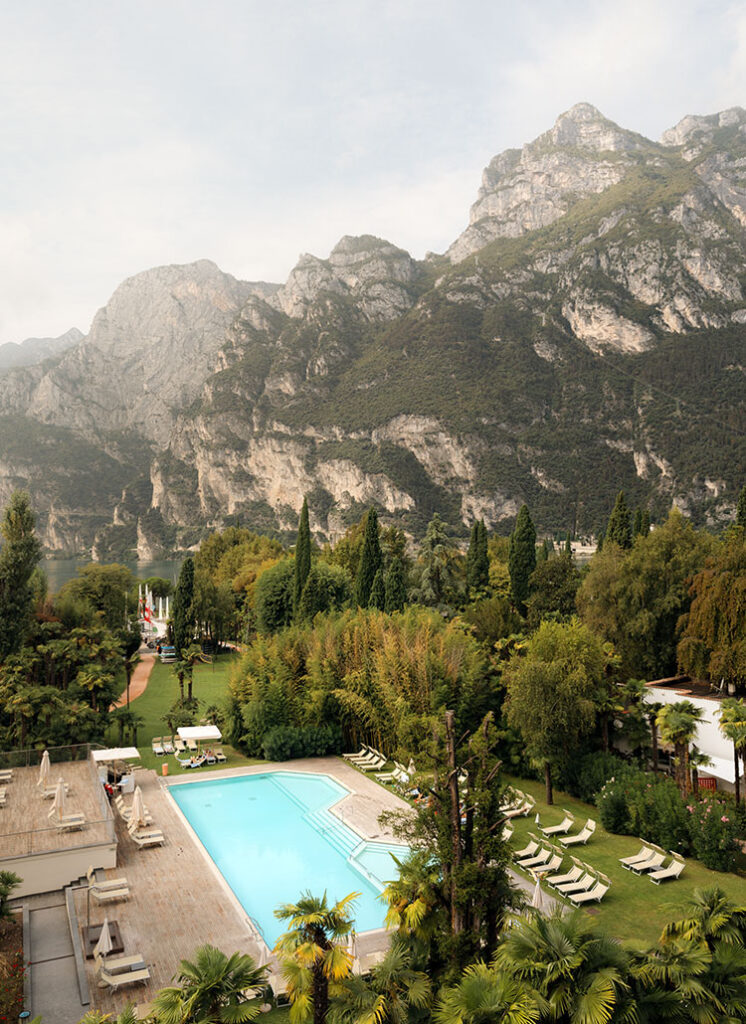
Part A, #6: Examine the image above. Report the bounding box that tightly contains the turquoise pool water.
[169,771,408,945]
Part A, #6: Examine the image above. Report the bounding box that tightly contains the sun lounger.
[630,851,666,875]
[98,965,151,990]
[184,755,207,769]
[151,737,164,756]
[619,843,655,869]
[162,735,174,754]
[205,751,216,764]
[0,788,6,806]
[567,876,610,904]
[54,814,86,831]
[559,819,596,846]
[174,738,187,753]
[0,769,12,782]
[361,755,387,771]
[214,747,227,763]
[95,952,146,975]
[499,789,524,813]
[502,824,514,842]
[130,828,164,848]
[649,855,685,884]
[91,885,130,903]
[504,798,535,820]
[513,834,540,860]
[38,780,70,799]
[186,738,198,751]
[532,852,563,877]
[516,846,554,870]
[87,866,128,890]
[554,870,597,895]
[343,746,369,761]
[540,811,575,836]
[546,863,583,888]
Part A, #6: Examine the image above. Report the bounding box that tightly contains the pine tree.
[633,507,643,536]
[293,497,311,613]
[384,556,407,612]
[466,520,489,594]
[0,491,41,659]
[355,509,383,607]
[172,557,196,655]
[737,485,746,528]
[369,568,385,610]
[508,505,536,615]
[606,491,633,549]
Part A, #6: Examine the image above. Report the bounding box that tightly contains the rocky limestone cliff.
[0,327,83,372]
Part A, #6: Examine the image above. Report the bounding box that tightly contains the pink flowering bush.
[687,795,742,871]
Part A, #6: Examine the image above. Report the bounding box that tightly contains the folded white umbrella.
[50,777,67,820]
[129,785,147,829]
[38,750,51,789]
[407,758,416,776]
[531,878,549,914]
[93,915,113,959]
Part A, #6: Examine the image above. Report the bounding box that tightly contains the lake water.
[42,557,183,594]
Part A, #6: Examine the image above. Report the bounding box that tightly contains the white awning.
[177,725,222,742]
[699,754,738,784]
[91,747,141,763]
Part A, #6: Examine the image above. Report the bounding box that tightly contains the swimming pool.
[169,771,408,946]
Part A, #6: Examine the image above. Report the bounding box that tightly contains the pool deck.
[77,756,413,1016]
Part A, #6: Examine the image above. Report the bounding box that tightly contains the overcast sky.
[1,0,744,345]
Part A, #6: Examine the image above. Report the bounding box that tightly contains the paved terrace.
[0,760,113,858]
[77,757,414,1016]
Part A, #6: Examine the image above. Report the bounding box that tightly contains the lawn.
[109,654,262,775]
[504,774,746,948]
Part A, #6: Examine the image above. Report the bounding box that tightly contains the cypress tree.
[597,530,605,551]
[508,505,536,614]
[369,568,385,611]
[633,507,643,536]
[172,557,195,655]
[384,556,407,613]
[293,497,311,613]
[737,485,746,528]
[466,520,489,594]
[606,491,633,549]
[641,509,650,535]
[355,508,383,607]
[564,534,572,556]
[0,491,41,659]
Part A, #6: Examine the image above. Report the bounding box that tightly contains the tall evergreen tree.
[633,507,643,536]
[384,556,407,613]
[564,534,572,556]
[369,568,386,611]
[606,491,633,549]
[355,508,383,607]
[172,557,196,655]
[466,520,489,594]
[0,491,41,660]
[640,509,651,535]
[737,485,746,528]
[508,505,536,615]
[293,496,312,613]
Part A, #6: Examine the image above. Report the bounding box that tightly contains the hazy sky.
[1,0,744,345]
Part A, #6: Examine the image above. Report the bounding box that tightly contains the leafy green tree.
[564,534,572,556]
[504,619,603,804]
[0,870,21,921]
[369,567,385,611]
[298,564,352,621]
[606,490,632,549]
[434,964,539,1024]
[356,509,384,608]
[737,485,746,528]
[254,559,295,633]
[466,521,489,596]
[294,497,312,615]
[275,891,358,1024]
[525,552,580,627]
[58,563,136,630]
[718,698,746,804]
[633,507,644,537]
[495,908,629,1024]
[0,491,41,659]
[330,939,431,1024]
[656,700,705,797]
[641,509,651,535]
[173,557,196,655]
[462,597,522,648]
[151,944,268,1023]
[412,513,462,610]
[508,505,536,615]
[384,556,407,613]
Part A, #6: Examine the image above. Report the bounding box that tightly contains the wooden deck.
[77,758,413,1015]
[0,761,114,859]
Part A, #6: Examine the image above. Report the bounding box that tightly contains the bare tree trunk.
[692,766,699,799]
[544,761,553,806]
[444,710,462,935]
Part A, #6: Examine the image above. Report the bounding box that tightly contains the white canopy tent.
[176,726,222,742]
[91,748,141,763]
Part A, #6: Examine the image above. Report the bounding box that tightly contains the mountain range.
[2,102,745,557]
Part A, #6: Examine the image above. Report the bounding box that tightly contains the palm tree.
[150,944,268,1023]
[77,1006,138,1024]
[661,886,746,949]
[274,890,358,1024]
[494,908,629,1024]
[656,700,704,796]
[718,697,746,804]
[380,850,444,951]
[330,939,432,1024]
[433,964,539,1024]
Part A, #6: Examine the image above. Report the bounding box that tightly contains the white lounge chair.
[513,834,540,860]
[546,863,583,888]
[0,769,12,782]
[162,736,174,754]
[540,811,575,836]
[502,824,514,842]
[555,870,597,895]
[559,819,596,846]
[95,951,146,976]
[504,797,536,820]
[532,852,563,877]
[630,850,666,875]
[619,843,655,869]
[87,866,128,890]
[650,855,685,884]
[0,788,6,806]
[499,789,524,813]
[151,737,164,756]
[186,738,198,751]
[174,738,187,753]
[343,746,369,761]
[54,814,86,831]
[38,780,70,799]
[98,965,150,989]
[517,846,554,870]
[130,828,164,848]
[567,875,610,904]
[214,747,227,763]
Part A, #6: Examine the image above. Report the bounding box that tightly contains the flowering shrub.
[687,795,742,871]
[0,949,25,1020]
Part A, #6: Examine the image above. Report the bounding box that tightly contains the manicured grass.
[108,654,262,775]
[505,774,746,948]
